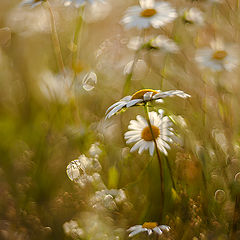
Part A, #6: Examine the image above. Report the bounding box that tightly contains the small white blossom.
[195,39,239,72]
[128,222,170,237]
[124,111,175,156]
[63,0,105,8]
[105,89,190,119]
[121,0,177,30]
[181,8,204,25]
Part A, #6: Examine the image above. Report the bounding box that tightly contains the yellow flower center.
[131,89,158,100]
[140,8,157,18]
[212,50,227,60]
[141,126,160,141]
[142,222,158,229]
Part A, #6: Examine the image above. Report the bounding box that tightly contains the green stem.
[46,0,65,76]
[72,7,84,70]
[123,50,140,96]
[144,104,164,221]
[123,30,145,96]
[231,195,240,239]
[164,155,176,190]
[71,6,85,86]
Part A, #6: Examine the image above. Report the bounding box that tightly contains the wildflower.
[195,39,239,72]
[66,154,105,188]
[20,0,45,8]
[82,1,111,23]
[128,35,179,53]
[127,222,170,237]
[63,220,84,239]
[121,0,177,30]
[90,189,127,211]
[105,89,190,119]
[63,0,105,8]
[39,70,73,103]
[123,59,148,79]
[89,142,102,157]
[124,110,174,156]
[181,8,204,25]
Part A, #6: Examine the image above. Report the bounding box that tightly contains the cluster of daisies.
[19,0,240,238]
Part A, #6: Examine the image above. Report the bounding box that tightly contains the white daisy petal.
[153,227,163,235]
[159,225,171,231]
[126,99,143,108]
[129,228,147,237]
[149,142,155,156]
[127,225,142,232]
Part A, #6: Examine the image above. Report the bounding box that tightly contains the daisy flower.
[63,0,105,8]
[124,110,174,156]
[121,0,177,30]
[195,39,239,72]
[128,35,179,53]
[105,89,190,119]
[127,222,170,237]
[181,7,204,25]
[20,0,45,8]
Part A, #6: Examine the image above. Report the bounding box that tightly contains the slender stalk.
[164,155,176,190]
[46,0,65,76]
[71,7,85,80]
[231,195,240,240]
[144,104,164,221]
[122,30,145,95]
[123,49,140,95]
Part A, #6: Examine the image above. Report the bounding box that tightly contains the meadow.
[1,0,240,239]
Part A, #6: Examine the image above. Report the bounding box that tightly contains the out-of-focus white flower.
[124,110,174,156]
[66,154,104,188]
[77,212,125,240]
[63,220,84,238]
[105,89,190,119]
[6,6,50,36]
[128,35,179,53]
[39,70,73,103]
[208,0,223,3]
[82,1,111,23]
[20,0,45,8]
[90,189,127,211]
[195,39,239,72]
[82,71,97,91]
[127,222,170,237]
[123,59,148,80]
[181,8,204,25]
[121,0,177,30]
[89,142,102,157]
[63,0,105,8]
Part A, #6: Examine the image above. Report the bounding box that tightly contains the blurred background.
[1,0,240,239]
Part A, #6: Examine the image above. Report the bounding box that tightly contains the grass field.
[1,0,240,239]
